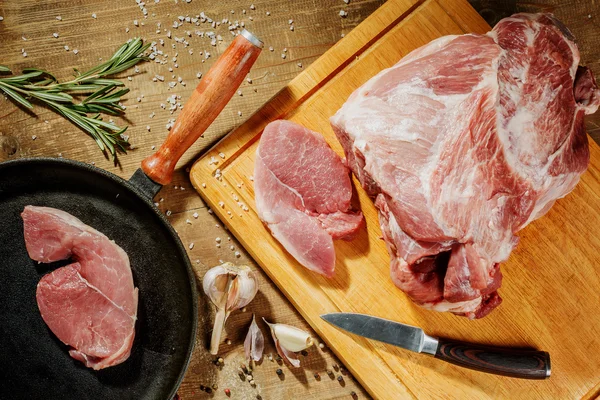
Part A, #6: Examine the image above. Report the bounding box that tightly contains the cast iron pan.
[0,30,263,400]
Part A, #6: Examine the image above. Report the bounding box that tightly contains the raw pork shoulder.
[331,13,599,318]
[254,120,364,277]
[22,206,138,369]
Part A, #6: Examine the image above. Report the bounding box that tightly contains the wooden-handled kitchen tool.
[142,29,263,185]
[0,29,263,400]
[322,313,551,380]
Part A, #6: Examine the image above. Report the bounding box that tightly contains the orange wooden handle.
[141,30,263,185]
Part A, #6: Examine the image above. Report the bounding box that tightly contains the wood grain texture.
[0,1,386,399]
[190,0,600,399]
[142,32,262,185]
[434,338,551,380]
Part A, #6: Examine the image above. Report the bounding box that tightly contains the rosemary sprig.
[0,38,150,159]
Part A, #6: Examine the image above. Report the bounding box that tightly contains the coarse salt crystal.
[31,135,37,140]
[92,13,97,19]
[218,201,225,208]
[53,32,59,38]
[215,237,221,243]
[339,10,348,17]
[166,210,172,216]
[56,16,62,21]
[237,111,242,116]
[189,243,194,249]
[250,4,255,9]
[186,219,192,224]
[235,251,240,258]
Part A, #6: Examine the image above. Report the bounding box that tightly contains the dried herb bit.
[276,368,283,376]
[0,38,149,159]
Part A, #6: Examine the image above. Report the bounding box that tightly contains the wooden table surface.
[0,1,598,399]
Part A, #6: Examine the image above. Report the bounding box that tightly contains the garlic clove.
[264,319,314,352]
[264,319,314,367]
[275,339,300,368]
[244,314,264,362]
[203,262,259,355]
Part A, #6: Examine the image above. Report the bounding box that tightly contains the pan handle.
[141,30,263,185]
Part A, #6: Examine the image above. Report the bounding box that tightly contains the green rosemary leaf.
[0,85,33,108]
[0,38,146,159]
[83,84,116,102]
[104,58,144,75]
[85,117,121,130]
[109,42,130,62]
[0,71,45,83]
[84,79,124,86]
[115,38,142,64]
[80,103,122,115]
[60,84,104,92]
[31,91,73,102]
[22,68,56,81]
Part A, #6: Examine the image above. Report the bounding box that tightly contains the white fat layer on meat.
[524,171,581,226]
[524,24,536,47]
[422,297,482,313]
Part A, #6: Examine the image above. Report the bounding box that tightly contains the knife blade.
[321,312,551,380]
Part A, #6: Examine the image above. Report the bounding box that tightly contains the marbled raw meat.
[254,120,364,277]
[331,13,599,318]
[22,206,138,369]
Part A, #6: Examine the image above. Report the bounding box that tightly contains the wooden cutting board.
[190,0,600,398]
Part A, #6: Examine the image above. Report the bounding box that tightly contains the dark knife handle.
[434,338,551,379]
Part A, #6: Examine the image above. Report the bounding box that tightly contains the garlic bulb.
[264,319,314,367]
[203,262,259,355]
[244,314,264,362]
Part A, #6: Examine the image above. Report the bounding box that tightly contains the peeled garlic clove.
[244,314,264,362]
[264,319,314,367]
[203,262,259,355]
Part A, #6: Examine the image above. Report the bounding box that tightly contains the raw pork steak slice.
[331,13,599,318]
[254,120,364,277]
[22,206,138,369]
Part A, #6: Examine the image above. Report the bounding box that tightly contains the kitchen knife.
[321,312,550,379]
